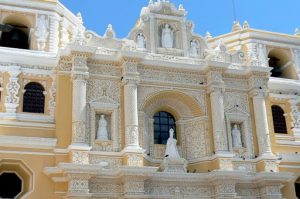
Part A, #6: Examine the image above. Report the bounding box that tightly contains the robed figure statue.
[165,128,180,159]
[162,24,173,48]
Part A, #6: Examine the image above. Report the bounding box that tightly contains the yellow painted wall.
[55,74,72,148]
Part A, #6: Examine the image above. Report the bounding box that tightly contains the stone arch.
[139,90,205,160]
[268,48,297,79]
[141,90,203,119]
[0,14,33,50]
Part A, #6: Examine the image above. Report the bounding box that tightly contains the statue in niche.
[231,124,242,148]
[136,33,146,49]
[35,15,49,51]
[161,24,173,48]
[96,115,109,140]
[189,40,199,57]
[165,128,180,159]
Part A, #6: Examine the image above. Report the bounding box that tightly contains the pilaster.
[207,69,229,155]
[66,174,92,199]
[122,175,146,197]
[259,183,283,199]
[214,180,239,199]
[4,66,21,119]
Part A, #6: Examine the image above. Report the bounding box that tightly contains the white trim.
[0,136,57,150]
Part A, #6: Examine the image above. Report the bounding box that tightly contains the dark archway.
[23,82,45,113]
[0,24,29,49]
[271,105,288,134]
[0,172,22,198]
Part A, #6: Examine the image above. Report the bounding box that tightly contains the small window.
[0,172,22,198]
[271,105,287,134]
[0,24,29,49]
[154,111,176,144]
[23,82,45,113]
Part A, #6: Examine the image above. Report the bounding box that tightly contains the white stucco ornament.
[35,15,49,51]
[162,24,173,48]
[136,33,146,49]
[189,40,198,57]
[232,124,242,148]
[97,115,109,140]
[165,128,180,159]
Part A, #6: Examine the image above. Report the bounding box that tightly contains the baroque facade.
[0,0,300,198]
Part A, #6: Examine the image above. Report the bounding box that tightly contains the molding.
[0,135,57,150]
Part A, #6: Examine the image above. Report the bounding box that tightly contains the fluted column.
[49,15,60,53]
[122,60,143,166]
[149,16,156,53]
[71,72,89,145]
[5,66,21,119]
[123,79,139,148]
[208,70,229,154]
[251,90,272,156]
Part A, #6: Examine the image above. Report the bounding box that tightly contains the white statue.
[162,24,173,48]
[165,128,180,159]
[97,115,109,140]
[189,40,198,57]
[35,15,49,51]
[136,33,146,49]
[232,124,242,148]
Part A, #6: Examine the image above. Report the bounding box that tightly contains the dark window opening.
[296,183,300,198]
[269,56,282,77]
[154,111,176,144]
[0,24,29,49]
[23,82,45,113]
[0,173,22,198]
[271,105,287,134]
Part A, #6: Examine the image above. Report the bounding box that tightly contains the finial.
[295,28,300,36]
[104,24,116,39]
[148,0,153,5]
[243,21,250,29]
[232,20,242,32]
[205,32,213,40]
[178,4,185,11]
[76,12,83,25]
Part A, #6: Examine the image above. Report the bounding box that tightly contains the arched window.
[295,180,300,198]
[0,172,22,198]
[271,105,287,134]
[0,24,29,49]
[153,111,176,144]
[23,82,45,113]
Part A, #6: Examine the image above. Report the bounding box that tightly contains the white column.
[59,18,69,48]
[149,16,156,53]
[210,88,229,154]
[252,91,272,156]
[49,15,60,53]
[5,66,21,119]
[181,20,189,57]
[124,80,140,149]
[71,73,88,145]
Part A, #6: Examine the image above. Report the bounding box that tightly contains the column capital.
[71,71,89,81]
[121,77,140,86]
[249,88,268,98]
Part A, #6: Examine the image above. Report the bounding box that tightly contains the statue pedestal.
[159,158,187,173]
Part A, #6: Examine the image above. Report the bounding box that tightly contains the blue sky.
[60,0,300,38]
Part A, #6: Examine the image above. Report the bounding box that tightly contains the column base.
[68,144,91,164]
[158,157,187,173]
[122,147,144,167]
